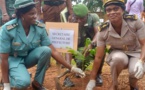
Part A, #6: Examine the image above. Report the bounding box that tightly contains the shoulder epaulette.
[98,22,109,32]
[35,21,45,28]
[6,23,18,31]
[123,14,137,20]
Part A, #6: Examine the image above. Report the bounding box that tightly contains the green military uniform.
[73,4,104,86]
[78,13,100,47]
[0,18,52,89]
[0,0,15,26]
[78,13,105,75]
[72,4,100,47]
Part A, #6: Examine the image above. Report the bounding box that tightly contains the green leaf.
[89,49,96,56]
[85,38,91,46]
[67,38,97,71]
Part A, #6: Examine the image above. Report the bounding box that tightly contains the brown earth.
[27,60,145,90]
[1,60,145,90]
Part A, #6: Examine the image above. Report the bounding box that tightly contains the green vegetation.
[68,38,95,71]
[68,37,111,71]
[72,0,103,12]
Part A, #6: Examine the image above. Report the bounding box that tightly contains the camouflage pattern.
[78,13,100,47]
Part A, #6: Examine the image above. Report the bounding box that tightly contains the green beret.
[73,4,89,17]
[14,0,38,9]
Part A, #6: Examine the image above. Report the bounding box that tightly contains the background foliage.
[72,0,145,13]
[72,0,103,12]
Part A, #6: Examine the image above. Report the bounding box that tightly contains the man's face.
[75,15,87,26]
[105,5,124,23]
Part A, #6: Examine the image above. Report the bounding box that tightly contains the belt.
[9,55,27,58]
[44,1,64,6]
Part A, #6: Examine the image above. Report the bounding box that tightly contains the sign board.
[45,22,78,53]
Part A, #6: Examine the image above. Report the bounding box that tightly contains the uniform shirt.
[126,0,144,18]
[0,18,51,57]
[97,18,145,57]
[78,13,100,47]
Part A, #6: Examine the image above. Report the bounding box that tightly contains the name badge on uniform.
[12,42,21,46]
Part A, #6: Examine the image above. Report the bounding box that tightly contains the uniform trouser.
[9,46,51,89]
[42,3,66,22]
[106,50,145,86]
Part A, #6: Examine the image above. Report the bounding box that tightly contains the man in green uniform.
[0,0,16,26]
[72,4,104,86]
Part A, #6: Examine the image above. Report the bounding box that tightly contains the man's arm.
[92,14,101,44]
[0,0,7,15]
[66,0,73,15]
[66,0,74,22]
[0,0,10,23]
[34,0,42,20]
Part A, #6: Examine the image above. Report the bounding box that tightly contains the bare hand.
[68,14,76,22]
[2,15,10,24]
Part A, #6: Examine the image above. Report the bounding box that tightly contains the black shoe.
[130,86,139,90]
[63,77,75,87]
[32,81,47,90]
[96,74,103,86]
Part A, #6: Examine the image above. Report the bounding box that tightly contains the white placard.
[48,28,74,49]
[100,19,104,23]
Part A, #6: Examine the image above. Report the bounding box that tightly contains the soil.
[27,61,145,90]
[1,60,145,90]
